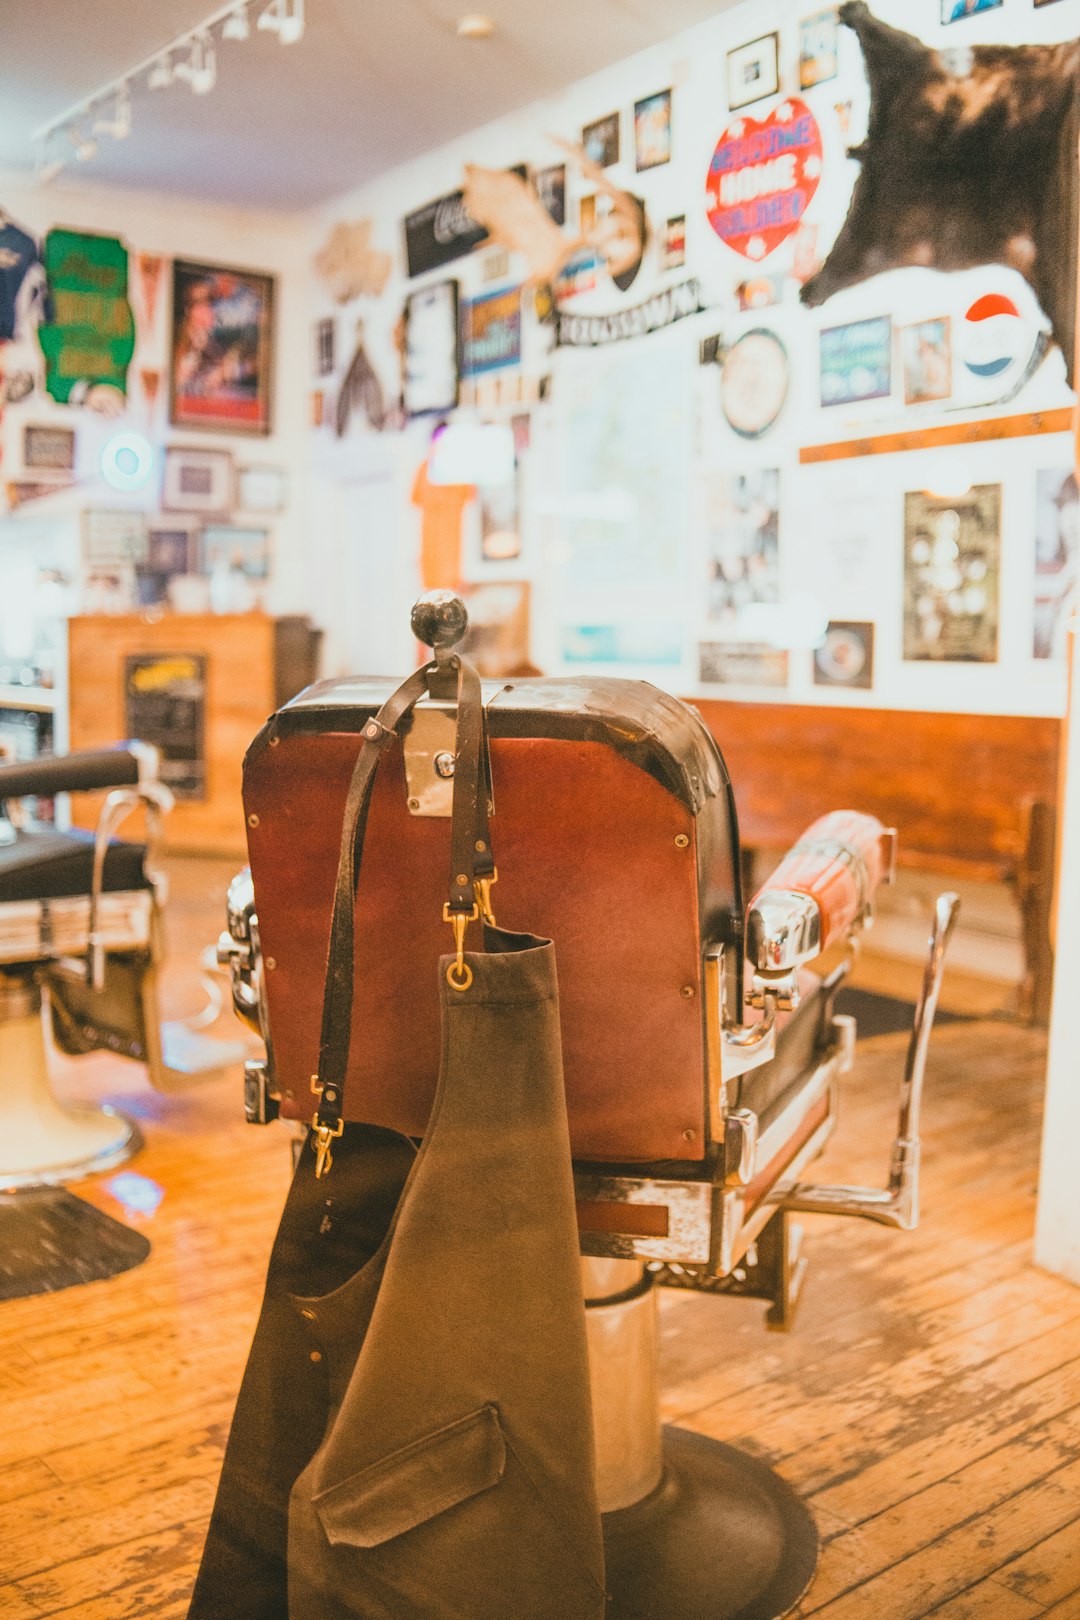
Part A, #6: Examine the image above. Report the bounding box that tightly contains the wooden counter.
[68,612,320,856]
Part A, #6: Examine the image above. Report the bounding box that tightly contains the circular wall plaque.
[720,328,789,438]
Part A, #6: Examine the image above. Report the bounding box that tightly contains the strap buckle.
[442,901,478,991]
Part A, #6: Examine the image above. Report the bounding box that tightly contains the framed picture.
[460,287,522,377]
[1033,468,1078,659]
[820,317,892,407]
[403,280,459,417]
[660,216,686,272]
[237,463,288,513]
[800,10,839,88]
[941,0,1003,19]
[533,164,566,226]
[162,446,234,515]
[634,90,672,172]
[902,318,952,404]
[698,642,789,687]
[23,424,76,473]
[200,524,271,579]
[814,621,875,688]
[169,259,275,434]
[903,485,1000,662]
[727,33,780,111]
[582,112,620,168]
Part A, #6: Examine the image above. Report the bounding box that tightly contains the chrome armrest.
[77,742,174,990]
[746,889,822,1012]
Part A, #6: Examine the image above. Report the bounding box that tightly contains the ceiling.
[0,0,739,211]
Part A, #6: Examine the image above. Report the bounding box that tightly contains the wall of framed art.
[303,0,1080,721]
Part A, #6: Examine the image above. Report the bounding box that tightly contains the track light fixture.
[31,0,302,183]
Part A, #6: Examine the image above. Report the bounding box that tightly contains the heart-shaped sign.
[706,99,823,261]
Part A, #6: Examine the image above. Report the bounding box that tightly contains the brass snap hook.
[443,902,478,991]
[474,866,498,928]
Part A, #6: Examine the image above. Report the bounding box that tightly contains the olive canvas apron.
[190,652,605,1619]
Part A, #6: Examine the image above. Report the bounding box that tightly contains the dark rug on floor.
[834,986,972,1039]
[0,1188,150,1300]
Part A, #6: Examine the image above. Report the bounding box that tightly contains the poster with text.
[820,317,892,406]
[903,486,1000,662]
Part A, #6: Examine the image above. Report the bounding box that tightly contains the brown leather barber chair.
[0,743,177,1187]
[218,592,958,1618]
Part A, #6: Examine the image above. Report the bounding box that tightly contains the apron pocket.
[312,1405,506,1549]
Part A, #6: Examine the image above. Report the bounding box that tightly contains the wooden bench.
[693,701,1062,1023]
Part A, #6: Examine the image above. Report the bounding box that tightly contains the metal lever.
[775,891,960,1230]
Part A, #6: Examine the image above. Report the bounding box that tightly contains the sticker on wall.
[736,273,785,311]
[314,219,392,303]
[902,318,951,404]
[582,113,620,168]
[660,217,686,272]
[461,287,522,376]
[800,10,839,89]
[699,642,789,687]
[819,316,892,407]
[634,90,672,172]
[554,278,704,347]
[1034,468,1078,660]
[957,293,1029,382]
[706,100,824,262]
[726,33,780,111]
[481,249,511,283]
[718,329,790,439]
[554,252,600,302]
[903,485,1000,663]
[38,229,135,410]
[814,620,875,688]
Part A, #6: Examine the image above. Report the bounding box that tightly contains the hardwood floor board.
[0,1522,206,1620]
[814,1353,1080,1525]
[802,1451,1080,1618]
[800,1403,1080,1609]
[995,1519,1080,1610]
[1040,1594,1080,1619]
[917,1577,1046,1618]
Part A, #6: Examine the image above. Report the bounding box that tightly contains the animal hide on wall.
[801,2,1080,385]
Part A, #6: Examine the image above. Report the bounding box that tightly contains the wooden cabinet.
[67,613,320,856]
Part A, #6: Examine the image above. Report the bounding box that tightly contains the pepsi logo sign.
[706,100,823,261]
[959,293,1029,379]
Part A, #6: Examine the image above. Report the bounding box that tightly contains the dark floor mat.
[0,1187,150,1300]
[834,986,972,1039]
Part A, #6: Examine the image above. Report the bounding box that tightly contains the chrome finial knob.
[411,590,468,650]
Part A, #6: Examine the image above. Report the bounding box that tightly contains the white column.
[1035,626,1080,1285]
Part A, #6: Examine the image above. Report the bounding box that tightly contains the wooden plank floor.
[0,855,1077,1617]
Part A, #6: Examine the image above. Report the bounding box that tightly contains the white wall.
[305,0,1080,715]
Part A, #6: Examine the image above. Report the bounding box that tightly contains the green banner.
[38,229,135,404]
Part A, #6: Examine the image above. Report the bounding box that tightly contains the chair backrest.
[243,676,743,1164]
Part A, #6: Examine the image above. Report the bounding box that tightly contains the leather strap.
[312,655,491,1148]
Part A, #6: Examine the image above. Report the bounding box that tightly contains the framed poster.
[727,34,780,111]
[237,464,287,513]
[820,317,892,406]
[582,113,620,168]
[460,286,522,376]
[902,318,952,404]
[705,468,780,621]
[23,424,76,473]
[800,10,839,88]
[634,90,672,172]
[903,486,1000,662]
[124,653,207,801]
[169,259,275,434]
[720,329,790,439]
[38,229,134,407]
[162,446,234,515]
[403,280,459,416]
[660,216,686,271]
[814,621,875,688]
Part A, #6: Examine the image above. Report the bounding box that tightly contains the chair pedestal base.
[602,1426,818,1620]
[0,975,142,1190]
[584,1259,818,1618]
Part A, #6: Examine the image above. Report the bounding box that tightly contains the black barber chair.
[0,743,176,1188]
[218,592,959,1618]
